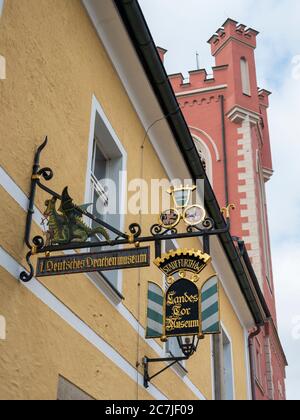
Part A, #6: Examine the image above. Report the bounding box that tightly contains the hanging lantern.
[176,335,202,358]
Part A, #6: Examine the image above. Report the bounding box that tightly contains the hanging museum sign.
[165,278,200,337]
[21,139,226,388]
[146,249,220,340]
[36,247,151,277]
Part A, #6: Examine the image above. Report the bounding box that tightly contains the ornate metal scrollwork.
[129,223,142,239]
[32,235,45,250]
[21,138,136,282]
[38,167,54,182]
[150,223,178,238]
[203,217,214,229]
[21,138,232,282]
[20,251,35,283]
[150,223,163,236]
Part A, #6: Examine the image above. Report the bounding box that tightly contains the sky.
[139,0,300,400]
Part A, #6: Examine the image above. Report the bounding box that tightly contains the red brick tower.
[163,19,287,400]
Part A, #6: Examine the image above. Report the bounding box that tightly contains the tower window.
[240,58,251,96]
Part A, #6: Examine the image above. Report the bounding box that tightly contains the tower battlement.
[169,65,229,93]
[208,18,259,56]
[258,89,272,108]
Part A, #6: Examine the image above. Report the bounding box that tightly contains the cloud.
[272,243,300,401]
[266,55,300,401]
[267,71,300,243]
[139,0,300,400]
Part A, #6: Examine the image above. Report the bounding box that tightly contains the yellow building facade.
[0,0,267,400]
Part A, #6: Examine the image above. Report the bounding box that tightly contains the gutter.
[237,240,271,318]
[114,0,266,326]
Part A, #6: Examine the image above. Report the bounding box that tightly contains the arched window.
[240,57,251,96]
[198,148,207,172]
[193,136,213,185]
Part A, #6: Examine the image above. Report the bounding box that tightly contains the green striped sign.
[146,282,164,339]
[201,276,220,335]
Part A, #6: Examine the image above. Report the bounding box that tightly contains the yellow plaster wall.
[0,269,154,401]
[0,0,248,400]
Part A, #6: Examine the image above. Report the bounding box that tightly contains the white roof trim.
[176,85,228,98]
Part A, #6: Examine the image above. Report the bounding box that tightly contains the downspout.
[248,326,261,401]
[220,95,229,207]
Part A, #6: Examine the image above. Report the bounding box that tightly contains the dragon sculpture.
[43,187,110,245]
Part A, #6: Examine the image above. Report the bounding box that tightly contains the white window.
[241,57,251,96]
[91,141,109,226]
[212,327,235,400]
[85,96,127,298]
[222,329,234,400]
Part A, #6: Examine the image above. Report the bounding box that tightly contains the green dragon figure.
[44,187,110,245]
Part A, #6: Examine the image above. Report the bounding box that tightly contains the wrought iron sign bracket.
[143,356,189,389]
[21,137,138,282]
[21,138,235,282]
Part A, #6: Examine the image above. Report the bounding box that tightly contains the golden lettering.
[165,318,199,332]
[46,261,53,272]
[167,291,199,306]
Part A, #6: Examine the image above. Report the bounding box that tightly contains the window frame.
[221,325,235,400]
[240,57,251,97]
[84,95,127,303]
[91,139,110,226]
